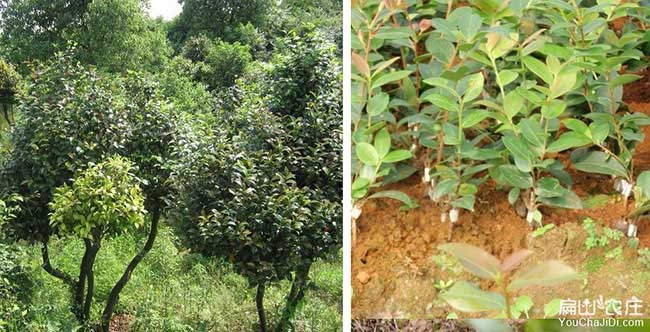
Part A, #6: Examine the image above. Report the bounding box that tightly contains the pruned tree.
[170,27,342,332]
[0,50,177,331]
[49,155,146,325]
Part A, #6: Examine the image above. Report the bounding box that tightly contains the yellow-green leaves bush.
[49,156,146,241]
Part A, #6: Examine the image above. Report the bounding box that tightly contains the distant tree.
[180,36,252,91]
[0,0,171,72]
[0,51,177,331]
[0,59,20,126]
[168,0,273,49]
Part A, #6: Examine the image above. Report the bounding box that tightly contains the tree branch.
[100,205,161,332]
[41,241,76,286]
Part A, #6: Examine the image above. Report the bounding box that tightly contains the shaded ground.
[352,73,650,319]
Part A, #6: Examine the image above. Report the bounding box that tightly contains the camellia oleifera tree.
[49,155,146,327]
[171,28,342,332]
[171,124,340,332]
[0,51,176,331]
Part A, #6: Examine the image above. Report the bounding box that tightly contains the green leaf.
[541,99,566,119]
[374,128,391,158]
[375,26,414,40]
[371,70,412,89]
[589,122,610,145]
[508,187,520,205]
[532,224,555,238]
[438,243,501,280]
[453,195,476,211]
[368,92,390,116]
[508,260,580,291]
[461,109,490,128]
[563,119,591,137]
[637,171,650,197]
[499,70,519,86]
[383,150,412,163]
[544,299,562,318]
[459,183,478,196]
[550,69,577,99]
[609,74,641,87]
[518,118,545,148]
[486,32,518,59]
[433,179,459,200]
[424,93,458,112]
[572,151,628,178]
[356,142,380,166]
[440,281,507,312]
[369,190,418,209]
[460,14,482,41]
[535,177,564,198]
[464,72,484,102]
[503,134,534,163]
[547,132,591,152]
[426,35,455,65]
[523,56,553,85]
[498,165,534,189]
[512,296,534,318]
[352,178,370,191]
[504,91,524,119]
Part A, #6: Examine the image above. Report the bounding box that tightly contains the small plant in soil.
[583,217,625,249]
[438,243,579,319]
[638,247,650,268]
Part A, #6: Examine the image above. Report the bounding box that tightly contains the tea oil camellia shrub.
[0,50,177,331]
[49,156,146,327]
[352,0,650,231]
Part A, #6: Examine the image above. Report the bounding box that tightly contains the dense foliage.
[352,0,650,229]
[0,0,342,331]
[172,27,342,332]
[0,0,170,72]
[50,156,146,240]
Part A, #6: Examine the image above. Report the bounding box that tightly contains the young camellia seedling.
[438,243,579,319]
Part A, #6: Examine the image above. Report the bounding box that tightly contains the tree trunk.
[100,205,161,332]
[74,239,93,322]
[256,282,267,332]
[277,262,313,332]
[83,241,101,322]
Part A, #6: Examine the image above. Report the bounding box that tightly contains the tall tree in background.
[0,0,171,72]
[168,0,272,49]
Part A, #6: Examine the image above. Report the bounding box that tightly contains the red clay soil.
[352,74,650,319]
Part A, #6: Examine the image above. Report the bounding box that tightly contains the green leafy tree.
[196,40,252,90]
[0,51,177,331]
[179,28,342,331]
[168,0,272,49]
[49,156,146,326]
[171,125,340,332]
[0,0,171,72]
